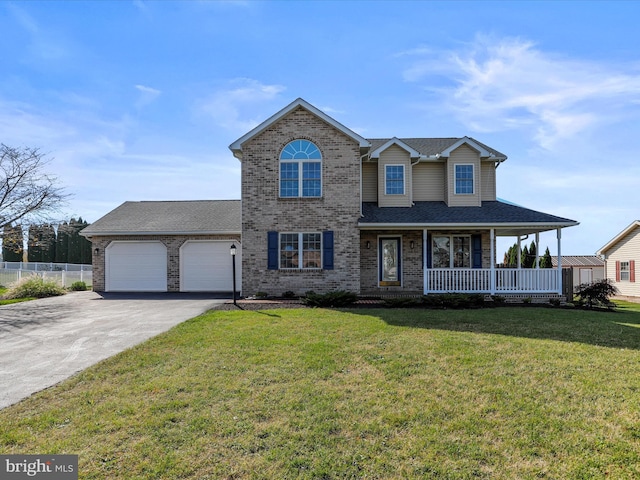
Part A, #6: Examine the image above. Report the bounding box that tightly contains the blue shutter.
[472,234,482,269]
[426,234,432,269]
[267,231,278,270]
[322,231,334,270]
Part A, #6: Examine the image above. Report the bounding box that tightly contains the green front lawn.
[1,307,639,479]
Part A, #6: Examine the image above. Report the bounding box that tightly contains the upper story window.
[385,165,405,195]
[620,261,630,281]
[280,140,322,197]
[455,164,474,195]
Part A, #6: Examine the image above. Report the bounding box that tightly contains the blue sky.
[2,0,639,256]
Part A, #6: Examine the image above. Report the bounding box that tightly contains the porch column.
[535,232,540,291]
[517,236,522,269]
[490,228,496,294]
[557,228,562,295]
[423,228,428,295]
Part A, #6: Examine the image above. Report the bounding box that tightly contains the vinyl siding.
[481,162,496,201]
[447,144,481,207]
[378,145,412,207]
[362,162,378,202]
[413,162,445,201]
[604,227,640,297]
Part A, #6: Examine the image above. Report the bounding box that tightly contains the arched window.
[279,139,322,197]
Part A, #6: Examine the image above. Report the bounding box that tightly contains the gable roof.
[597,220,640,255]
[80,200,241,237]
[229,98,371,159]
[369,137,422,159]
[360,200,578,235]
[367,137,507,161]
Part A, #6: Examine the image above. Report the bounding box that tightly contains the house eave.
[596,220,640,256]
[81,230,242,238]
[229,98,371,160]
[358,221,579,233]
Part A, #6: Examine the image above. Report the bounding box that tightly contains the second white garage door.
[106,241,167,292]
[180,241,241,292]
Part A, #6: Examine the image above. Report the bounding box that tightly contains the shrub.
[491,295,507,305]
[282,290,296,299]
[302,290,358,308]
[549,297,561,307]
[574,279,619,309]
[382,297,421,308]
[70,281,88,291]
[254,292,268,299]
[4,276,67,299]
[422,293,486,309]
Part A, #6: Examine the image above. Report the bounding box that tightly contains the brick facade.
[240,106,361,296]
[91,234,240,292]
[360,230,494,295]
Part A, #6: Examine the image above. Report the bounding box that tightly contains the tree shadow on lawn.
[342,306,640,350]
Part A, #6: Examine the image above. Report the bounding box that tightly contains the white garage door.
[181,241,241,292]
[106,241,167,292]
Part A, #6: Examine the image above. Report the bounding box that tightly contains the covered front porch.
[425,227,564,295]
[359,226,570,296]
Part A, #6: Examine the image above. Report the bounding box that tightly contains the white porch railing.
[426,268,559,294]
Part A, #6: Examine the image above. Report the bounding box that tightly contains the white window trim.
[384,164,405,195]
[279,232,322,270]
[621,261,630,281]
[432,234,472,268]
[454,163,475,195]
[377,235,403,287]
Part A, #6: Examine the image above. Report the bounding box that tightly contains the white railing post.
[490,229,496,294]
[557,228,563,295]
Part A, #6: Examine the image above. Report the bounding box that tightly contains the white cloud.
[134,84,161,109]
[403,34,640,148]
[197,79,286,132]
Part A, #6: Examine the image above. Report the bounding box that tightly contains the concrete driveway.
[0,291,227,409]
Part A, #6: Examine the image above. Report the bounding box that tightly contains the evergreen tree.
[540,247,553,268]
[79,219,92,264]
[528,240,537,268]
[508,243,518,267]
[521,245,529,269]
[27,224,42,262]
[42,224,56,263]
[2,223,24,262]
[55,222,69,263]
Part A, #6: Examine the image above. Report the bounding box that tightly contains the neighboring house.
[551,255,605,290]
[83,98,578,295]
[597,220,640,298]
[230,98,578,297]
[81,200,241,292]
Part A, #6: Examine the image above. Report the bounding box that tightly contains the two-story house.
[83,98,578,296]
[230,98,578,297]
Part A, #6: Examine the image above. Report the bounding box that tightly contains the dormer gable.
[370,137,421,160]
[229,98,371,160]
[439,136,505,161]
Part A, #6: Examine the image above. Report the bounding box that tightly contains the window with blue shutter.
[267,231,278,270]
[322,231,334,270]
[472,234,482,269]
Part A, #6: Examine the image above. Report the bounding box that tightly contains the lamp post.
[230,243,237,306]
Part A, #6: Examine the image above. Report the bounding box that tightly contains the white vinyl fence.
[0,263,92,288]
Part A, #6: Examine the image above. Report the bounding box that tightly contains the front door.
[379,237,401,286]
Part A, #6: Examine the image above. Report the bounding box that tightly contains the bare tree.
[0,144,69,229]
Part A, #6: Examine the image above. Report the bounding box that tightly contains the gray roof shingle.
[360,201,577,229]
[81,200,241,236]
[366,138,507,159]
